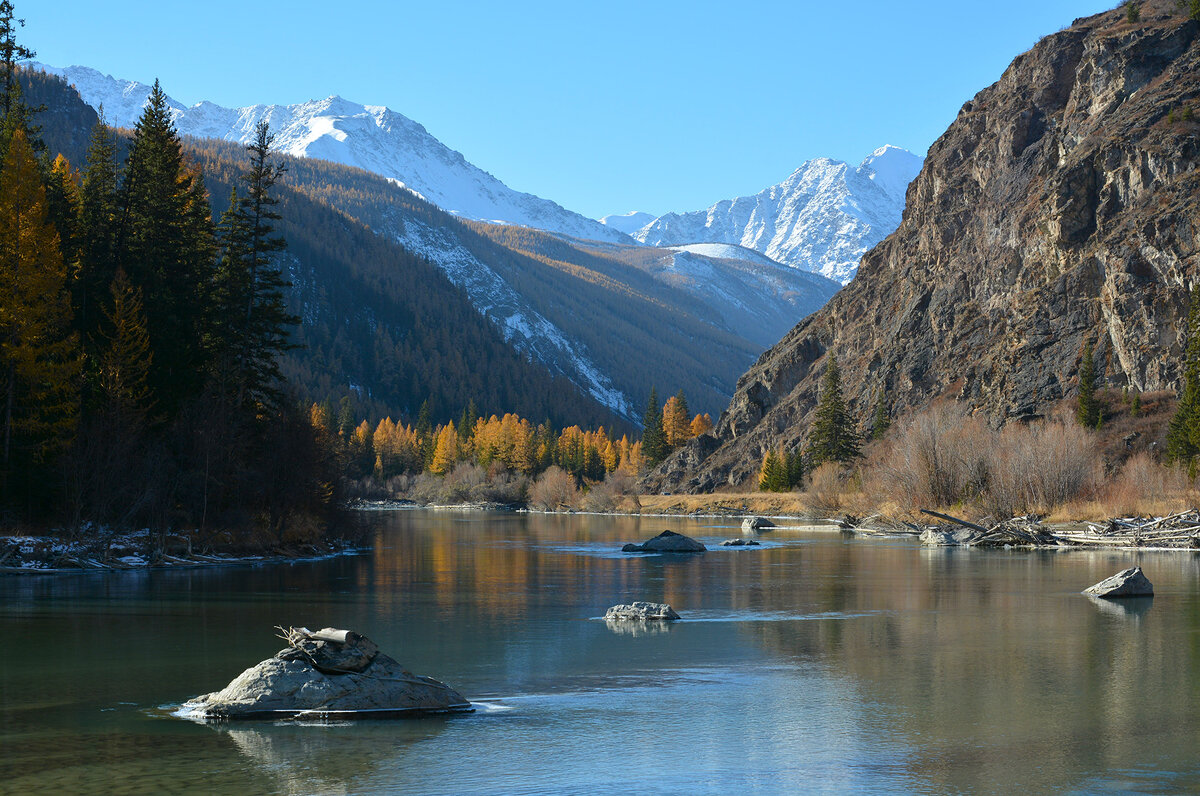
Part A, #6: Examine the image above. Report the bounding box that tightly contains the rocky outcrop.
[621,530,707,553]
[182,627,471,720]
[647,1,1200,493]
[1084,566,1155,597]
[604,602,682,620]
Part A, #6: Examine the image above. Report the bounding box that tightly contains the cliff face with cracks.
[649,1,1200,493]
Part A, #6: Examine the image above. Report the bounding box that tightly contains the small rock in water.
[180,627,472,720]
[741,516,776,532]
[721,538,760,546]
[1083,566,1154,598]
[621,530,707,553]
[604,602,681,620]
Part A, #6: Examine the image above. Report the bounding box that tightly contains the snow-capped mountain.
[633,146,923,284]
[598,211,656,235]
[33,62,630,244]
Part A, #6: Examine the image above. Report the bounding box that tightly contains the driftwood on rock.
[182,627,472,720]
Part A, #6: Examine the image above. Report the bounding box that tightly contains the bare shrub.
[984,421,1098,515]
[407,472,443,504]
[1100,453,1188,517]
[868,404,990,507]
[471,465,528,504]
[581,471,636,512]
[528,466,580,511]
[804,462,844,514]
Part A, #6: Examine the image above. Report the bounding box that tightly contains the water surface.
[3,511,1200,794]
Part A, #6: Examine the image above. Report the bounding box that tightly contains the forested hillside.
[31,69,625,432]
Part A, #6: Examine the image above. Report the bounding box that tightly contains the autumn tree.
[430,422,459,475]
[663,390,692,448]
[0,127,80,487]
[689,412,713,437]
[807,356,860,467]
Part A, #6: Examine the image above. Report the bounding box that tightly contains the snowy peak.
[599,211,656,235]
[634,146,923,284]
[32,62,630,244]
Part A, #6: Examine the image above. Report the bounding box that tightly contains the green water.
[3,510,1200,794]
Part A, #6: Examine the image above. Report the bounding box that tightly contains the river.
[2,510,1200,794]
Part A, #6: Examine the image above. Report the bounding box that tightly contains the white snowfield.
[632,145,923,284]
[33,62,630,245]
[598,211,656,235]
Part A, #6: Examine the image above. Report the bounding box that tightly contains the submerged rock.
[182,627,472,720]
[621,530,707,553]
[1083,567,1154,598]
[604,602,681,621]
[721,538,761,547]
[742,516,776,532]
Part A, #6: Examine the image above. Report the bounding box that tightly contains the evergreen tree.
[785,448,805,489]
[871,394,891,440]
[97,269,153,422]
[759,449,790,492]
[1130,390,1141,417]
[76,117,121,350]
[0,2,33,120]
[807,356,860,467]
[0,128,80,481]
[1076,340,1100,428]
[211,121,297,409]
[641,386,668,466]
[116,79,215,415]
[1167,287,1200,463]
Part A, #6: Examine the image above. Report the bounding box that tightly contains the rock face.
[604,602,682,620]
[621,530,707,553]
[647,2,1200,493]
[1084,566,1155,597]
[742,517,776,532]
[182,628,471,720]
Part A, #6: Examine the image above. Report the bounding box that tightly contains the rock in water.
[604,602,681,620]
[721,538,761,546]
[621,530,707,553]
[1084,567,1154,598]
[742,516,776,532]
[1083,567,1154,598]
[181,627,472,720]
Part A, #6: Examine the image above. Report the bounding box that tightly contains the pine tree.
[211,121,297,410]
[1130,390,1141,417]
[0,128,80,478]
[807,356,861,467]
[641,386,668,466]
[116,79,215,414]
[0,2,33,120]
[76,116,121,347]
[785,448,805,489]
[1076,341,1100,428]
[1167,288,1200,463]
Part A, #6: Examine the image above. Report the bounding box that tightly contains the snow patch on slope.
[599,211,656,235]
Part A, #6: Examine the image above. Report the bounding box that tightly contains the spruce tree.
[641,386,668,466]
[785,448,805,489]
[1076,341,1100,428]
[98,269,153,422]
[0,2,33,120]
[211,121,297,409]
[807,356,860,467]
[76,117,121,349]
[117,80,215,414]
[1167,287,1200,463]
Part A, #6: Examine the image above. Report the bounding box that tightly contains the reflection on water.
[4,511,1200,793]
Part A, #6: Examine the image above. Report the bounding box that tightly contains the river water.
[3,510,1200,794]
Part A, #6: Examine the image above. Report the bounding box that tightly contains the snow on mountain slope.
[599,211,656,235]
[34,62,630,244]
[636,145,923,284]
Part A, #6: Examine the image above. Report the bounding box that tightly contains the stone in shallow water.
[621,530,707,553]
[742,516,776,532]
[604,602,681,620]
[721,538,761,546]
[1083,566,1154,598]
[181,628,471,720]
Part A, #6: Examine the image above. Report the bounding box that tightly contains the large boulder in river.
[181,627,472,720]
[621,530,707,553]
[741,516,776,532]
[604,602,681,621]
[1083,567,1154,598]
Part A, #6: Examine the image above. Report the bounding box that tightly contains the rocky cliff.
[650,1,1200,493]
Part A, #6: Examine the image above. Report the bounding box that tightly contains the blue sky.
[27,1,1114,218]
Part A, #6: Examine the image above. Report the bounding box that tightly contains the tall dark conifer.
[0,2,33,120]
[1167,287,1200,466]
[117,80,214,415]
[642,386,668,467]
[76,116,121,349]
[807,355,860,467]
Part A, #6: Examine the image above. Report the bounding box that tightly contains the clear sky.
[26,0,1115,219]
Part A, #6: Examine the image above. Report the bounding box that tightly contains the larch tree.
[430,422,459,475]
[663,390,691,448]
[0,127,80,479]
[806,355,860,467]
[689,412,713,437]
